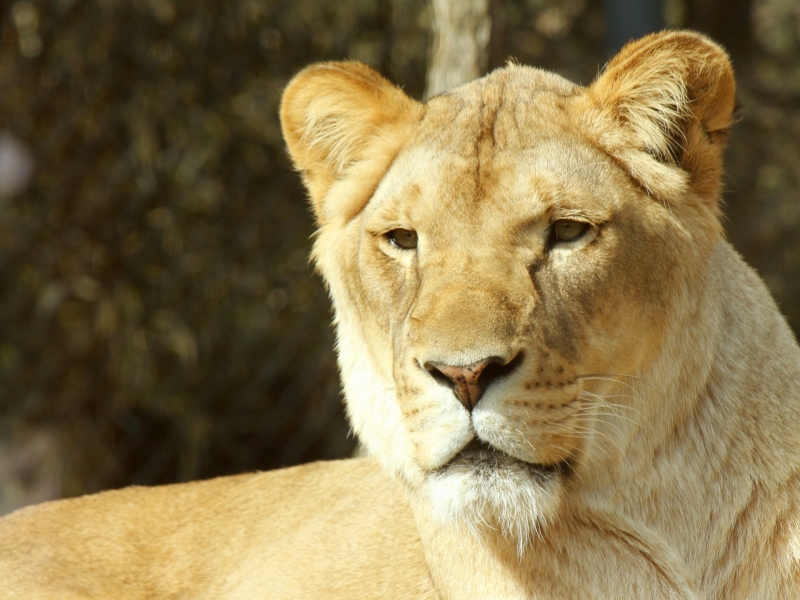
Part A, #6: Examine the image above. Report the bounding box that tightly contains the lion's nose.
[424,354,522,412]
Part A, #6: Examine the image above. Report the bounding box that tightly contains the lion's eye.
[387,229,418,250]
[552,220,589,243]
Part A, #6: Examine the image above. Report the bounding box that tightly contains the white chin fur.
[423,456,563,554]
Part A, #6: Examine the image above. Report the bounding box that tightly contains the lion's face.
[347,75,693,536]
[281,32,735,541]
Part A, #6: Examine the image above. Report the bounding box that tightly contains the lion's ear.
[584,30,736,206]
[280,62,422,225]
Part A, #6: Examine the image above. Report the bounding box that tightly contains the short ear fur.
[280,62,422,226]
[584,30,736,209]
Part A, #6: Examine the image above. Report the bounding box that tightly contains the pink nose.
[425,356,513,411]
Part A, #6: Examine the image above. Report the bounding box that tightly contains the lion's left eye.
[387,229,418,250]
[551,220,589,243]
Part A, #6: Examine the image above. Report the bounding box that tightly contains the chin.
[423,440,566,553]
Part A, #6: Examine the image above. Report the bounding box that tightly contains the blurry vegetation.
[0,0,798,512]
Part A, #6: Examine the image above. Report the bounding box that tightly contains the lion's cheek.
[405,414,473,472]
[473,389,584,466]
[392,354,474,471]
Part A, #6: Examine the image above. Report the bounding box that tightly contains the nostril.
[426,365,455,390]
[423,352,523,412]
[480,352,523,388]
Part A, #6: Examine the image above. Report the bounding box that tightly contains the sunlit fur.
[282,30,800,598]
[424,447,563,555]
[1,31,799,600]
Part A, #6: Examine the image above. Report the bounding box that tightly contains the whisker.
[578,403,644,426]
[578,390,644,416]
[578,390,642,411]
[577,372,655,392]
[577,375,644,396]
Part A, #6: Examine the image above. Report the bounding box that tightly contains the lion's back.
[0,458,437,600]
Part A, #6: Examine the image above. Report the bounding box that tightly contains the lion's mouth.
[453,438,571,478]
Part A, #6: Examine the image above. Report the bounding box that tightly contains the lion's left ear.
[281,62,422,226]
[582,30,736,208]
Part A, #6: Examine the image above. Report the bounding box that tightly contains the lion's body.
[0,459,437,599]
[2,30,800,599]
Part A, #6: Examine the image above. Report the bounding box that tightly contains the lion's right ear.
[280,62,422,226]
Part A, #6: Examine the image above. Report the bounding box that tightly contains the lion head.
[280,31,736,544]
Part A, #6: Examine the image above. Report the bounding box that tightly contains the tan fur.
[0,459,436,599]
[2,30,800,599]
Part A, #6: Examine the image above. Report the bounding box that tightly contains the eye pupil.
[388,229,418,250]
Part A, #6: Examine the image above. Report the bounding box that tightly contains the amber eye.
[387,228,418,250]
[552,220,589,243]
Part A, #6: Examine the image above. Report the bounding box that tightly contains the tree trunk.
[424,0,492,99]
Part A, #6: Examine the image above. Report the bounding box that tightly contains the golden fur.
[2,31,800,599]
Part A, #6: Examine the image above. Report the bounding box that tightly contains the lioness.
[2,30,799,599]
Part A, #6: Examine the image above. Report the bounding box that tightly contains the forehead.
[369,66,618,225]
[418,64,582,152]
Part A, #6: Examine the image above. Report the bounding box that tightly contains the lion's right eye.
[386,229,418,250]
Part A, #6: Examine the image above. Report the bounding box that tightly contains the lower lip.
[457,439,570,476]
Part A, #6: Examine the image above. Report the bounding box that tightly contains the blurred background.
[0,0,798,515]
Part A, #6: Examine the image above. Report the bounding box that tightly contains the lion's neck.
[597,241,800,593]
[410,487,698,599]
